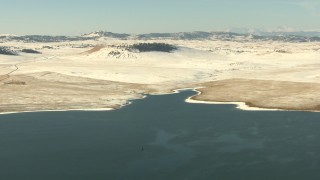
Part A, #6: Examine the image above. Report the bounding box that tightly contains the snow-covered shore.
[1,37,320,113]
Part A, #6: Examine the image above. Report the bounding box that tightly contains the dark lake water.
[1,90,320,180]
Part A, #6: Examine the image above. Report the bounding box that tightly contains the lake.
[0,90,320,180]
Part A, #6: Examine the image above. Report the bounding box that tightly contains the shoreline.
[184,88,282,111]
[0,108,114,115]
[0,87,318,115]
[172,88,283,111]
[186,88,320,113]
[156,87,286,111]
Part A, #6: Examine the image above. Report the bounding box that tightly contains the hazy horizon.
[1,0,320,36]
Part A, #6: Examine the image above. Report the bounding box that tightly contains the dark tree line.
[130,43,178,53]
[0,47,18,55]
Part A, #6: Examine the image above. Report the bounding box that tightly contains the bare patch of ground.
[194,79,320,111]
[0,72,164,114]
[81,45,105,55]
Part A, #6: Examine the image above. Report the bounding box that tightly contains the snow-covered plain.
[1,36,320,113]
[3,39,320,83]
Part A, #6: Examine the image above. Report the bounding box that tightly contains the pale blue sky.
[0,0,319,35]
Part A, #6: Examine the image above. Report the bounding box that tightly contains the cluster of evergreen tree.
[0,47,18,55]
[130,43,177,53]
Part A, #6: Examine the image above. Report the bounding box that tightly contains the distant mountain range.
[225,27,320,38]
[1,30,320,43]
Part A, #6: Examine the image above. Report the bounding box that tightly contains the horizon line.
[2,28,320,37]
